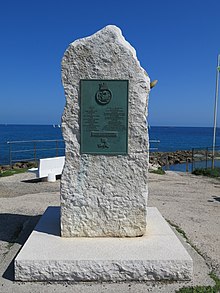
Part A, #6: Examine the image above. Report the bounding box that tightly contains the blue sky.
[0,0,219,126]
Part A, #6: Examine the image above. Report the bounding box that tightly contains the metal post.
[166,155,169,170]
[56,140,58,157]
[205,147,208,169]
[9,143,12,166]
[186,158,188,172]
[192,148,194,172]
[212,54,220,169]
[34,142,37,163]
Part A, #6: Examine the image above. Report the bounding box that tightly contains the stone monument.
[15,25,193,282]
[60,25,149,237]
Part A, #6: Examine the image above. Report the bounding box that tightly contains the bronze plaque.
[80,80,128,155]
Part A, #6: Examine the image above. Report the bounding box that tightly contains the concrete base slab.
[15,207,193,281]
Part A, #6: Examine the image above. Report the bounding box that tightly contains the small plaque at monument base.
[80,79,128,155]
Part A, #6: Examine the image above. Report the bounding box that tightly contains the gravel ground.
[148,171,220,278]
[0,171,219,292]
[0,172,60,198]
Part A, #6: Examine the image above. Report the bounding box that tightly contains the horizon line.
[0,123,218,128]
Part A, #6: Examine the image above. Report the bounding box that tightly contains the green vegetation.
[6,226,23,249]
[149,167,165,175]
[176,272,220,292]
[176,285,213,292]
[166,219,203,257]
[0,161,37,178]
[192,168,220,178]
[210,272,220,291]
[166,219,187,240]
[0,168,28,177]
[166,219,220,293]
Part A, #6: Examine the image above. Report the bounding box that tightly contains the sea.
[0,125,220,170]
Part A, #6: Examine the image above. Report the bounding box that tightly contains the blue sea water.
[149,126,220,152]
[0,125,63,165]
[0,125,219,165]
[0,125,62,143]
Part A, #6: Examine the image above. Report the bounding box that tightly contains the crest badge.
[96,83,112,105]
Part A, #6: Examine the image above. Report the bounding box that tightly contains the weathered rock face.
[61,25,150,237]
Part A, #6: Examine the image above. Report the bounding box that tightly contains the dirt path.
[148,171,220,277]
[0,173,60,198]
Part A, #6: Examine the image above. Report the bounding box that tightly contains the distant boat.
[53,124,61,128]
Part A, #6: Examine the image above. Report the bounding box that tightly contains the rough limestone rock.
[61,25,150,237]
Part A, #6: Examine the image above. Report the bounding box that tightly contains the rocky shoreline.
[0,149,218,172]
[149,150,212,167]
[149,150,193,167]
[149,149,219,167]
[0,161,37,172]
[0,153,189,172]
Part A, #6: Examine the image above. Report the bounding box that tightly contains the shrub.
[192,168,220,178]
[0,168,28,177]
[150,167,165,175]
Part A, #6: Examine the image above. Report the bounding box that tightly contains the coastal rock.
[149,150,192,167]
[61,25,150,237]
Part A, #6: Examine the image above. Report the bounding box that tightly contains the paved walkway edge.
[15,206,193,281]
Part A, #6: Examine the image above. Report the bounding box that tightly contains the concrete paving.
[15,207,192,282]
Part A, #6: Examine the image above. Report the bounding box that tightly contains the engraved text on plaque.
[80,80,128,154]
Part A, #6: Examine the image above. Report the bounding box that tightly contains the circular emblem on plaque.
[96,83,112,105]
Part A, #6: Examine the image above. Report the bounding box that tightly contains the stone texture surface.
[61,25,150,237]
[15,206,193,281]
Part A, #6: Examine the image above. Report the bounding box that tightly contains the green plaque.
[80,80,128,155]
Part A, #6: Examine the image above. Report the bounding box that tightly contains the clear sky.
[0,0,219,126]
